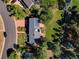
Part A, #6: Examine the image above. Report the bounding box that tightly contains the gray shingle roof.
[22,0,34,8]
[29,18,40,44]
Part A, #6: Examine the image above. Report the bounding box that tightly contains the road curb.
[11,16,18,44]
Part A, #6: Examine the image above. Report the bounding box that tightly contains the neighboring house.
[28,18,41,45]
[23,52,33,59]
[19,0,34,8]
[12,0,39,8]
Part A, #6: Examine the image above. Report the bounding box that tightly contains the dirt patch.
[47,50,53,58]
[0,32,4,56]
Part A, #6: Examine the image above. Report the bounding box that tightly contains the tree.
[47,39,61,58]
[57,5,79,59]
[40,8,53,23]
[52,42,61,57]
[33,40,48,59]
[39,41,48,59]
[76,44,79,55]
[8,52,16,59]
[58,0,66,10]
[64,51,78,59]
[30,5,39,17]
[30,4,53,23]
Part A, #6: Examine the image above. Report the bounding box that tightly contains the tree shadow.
[53,28,61,32]
[25,16,30,42]
[13,43,19,49]
[47,42,53,49]
[55,33,61,37]
[6,5,12,12]
[7,48,15,57]
[51,34,55,38]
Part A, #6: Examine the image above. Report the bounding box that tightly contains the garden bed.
[17,27,26,32]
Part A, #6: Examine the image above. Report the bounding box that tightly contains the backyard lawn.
[72,0,79,7]
[46,0,79,41]
[46,8,62,41]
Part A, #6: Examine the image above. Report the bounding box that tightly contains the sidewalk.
[0,15,5,59]
[11,16,18,44]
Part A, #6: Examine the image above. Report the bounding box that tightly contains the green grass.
[46,8,62,41]
[72,0,79,9]
[17,33,26,45]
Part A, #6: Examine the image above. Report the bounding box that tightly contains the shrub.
[7,5,30,19]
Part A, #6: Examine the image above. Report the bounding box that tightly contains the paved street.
[0,0,16,59]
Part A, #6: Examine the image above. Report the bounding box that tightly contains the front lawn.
[17,33,26,45]
[46,8,62,41]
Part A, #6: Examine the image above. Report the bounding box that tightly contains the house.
[28,18,41,45]
[19,0,34,8]
[23,52,33,59]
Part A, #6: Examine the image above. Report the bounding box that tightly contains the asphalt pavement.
[0,0,16,59]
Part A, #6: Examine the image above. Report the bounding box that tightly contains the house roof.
[29,18,40,44]
[16,20,25,28]
[21,0,34,8]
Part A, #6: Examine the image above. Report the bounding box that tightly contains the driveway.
[0,1,16,59]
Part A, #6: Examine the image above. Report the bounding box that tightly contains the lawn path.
[48,8,60,26]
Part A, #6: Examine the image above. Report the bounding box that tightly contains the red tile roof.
[16,20,25,28]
